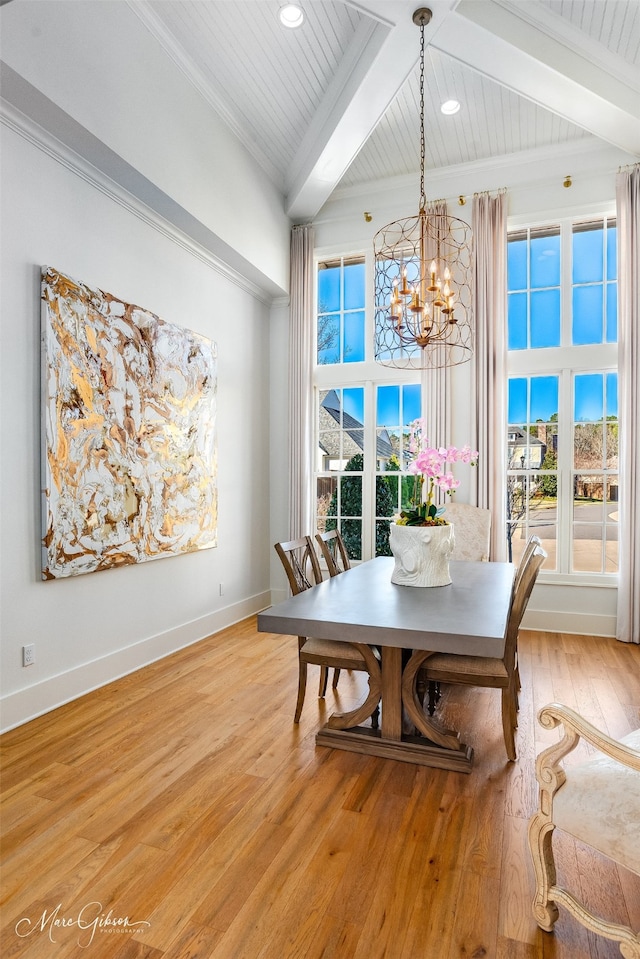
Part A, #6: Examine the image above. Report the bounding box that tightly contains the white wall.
[312,140,629,637]
[0,110,280,733]
[268,298,293,605]
[0,0,290,297]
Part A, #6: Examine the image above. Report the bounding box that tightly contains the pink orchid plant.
[395,418,479,526]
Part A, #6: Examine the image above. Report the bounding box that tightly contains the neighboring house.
[318,390,393,471]
[507,427,547,470]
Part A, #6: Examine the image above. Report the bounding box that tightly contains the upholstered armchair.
[444,502,492,562]
[528,703,640,957]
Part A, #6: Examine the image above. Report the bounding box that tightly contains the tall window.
[314,257,420,561]
[317,387,365,559]
[375,384,421,555]
[317,256,365,364]
[507,216,618,576]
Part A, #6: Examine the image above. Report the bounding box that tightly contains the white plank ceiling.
[132,0,640,219]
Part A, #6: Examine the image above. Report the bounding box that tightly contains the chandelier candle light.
[374,8,473,370]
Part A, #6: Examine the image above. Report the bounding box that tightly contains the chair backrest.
[514,534,542,590]
[315,529,350,577]
[504,544,546,668]
[444,502,492,562]
[274,536,322,595]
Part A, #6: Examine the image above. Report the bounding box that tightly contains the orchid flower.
[396,418,479,525]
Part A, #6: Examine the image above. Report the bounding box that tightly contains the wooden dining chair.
[515,533,542,589]
[315,528,350,577]
[274,536,378,724]
[419,544,546,760]
[512,533,543,698]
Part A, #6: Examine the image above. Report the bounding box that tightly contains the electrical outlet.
[23,644,35,666]
[219,583,224,596]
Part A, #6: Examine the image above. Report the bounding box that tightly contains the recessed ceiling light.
[441,99,461,115]
[279,3,304,28]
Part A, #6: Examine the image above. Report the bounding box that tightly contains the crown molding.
[1,98,274,306]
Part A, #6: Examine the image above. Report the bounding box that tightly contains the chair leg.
[332,668,341,689]
[318,666,329,698]
[294,660,308,723]
[501,685,517,761]
[528,812,560,932]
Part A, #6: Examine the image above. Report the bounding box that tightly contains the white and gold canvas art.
[41,267,217,579]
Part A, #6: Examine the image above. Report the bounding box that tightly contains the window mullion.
[557,367,573,575]
[556,223,573,575]
[362,381,375,561]
[561,221,573,347]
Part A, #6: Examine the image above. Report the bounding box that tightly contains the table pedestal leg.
[327,644,382,730]
[381,646,403,741]
[316,645,473,771]
[401,650,468,751]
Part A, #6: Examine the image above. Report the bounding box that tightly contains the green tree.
[539,450,558,497]
[326,453,395,558]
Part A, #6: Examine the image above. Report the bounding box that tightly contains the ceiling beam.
[287,0,639,221]
[285,0,459,220]
[436,0,640,157]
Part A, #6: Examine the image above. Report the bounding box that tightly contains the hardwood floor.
[1,621,638,959]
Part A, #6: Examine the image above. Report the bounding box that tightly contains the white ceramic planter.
[389,522,455,587]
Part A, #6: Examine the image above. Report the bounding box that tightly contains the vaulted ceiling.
[131,0,640,221]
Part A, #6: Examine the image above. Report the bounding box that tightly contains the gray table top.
[258,557,515,658]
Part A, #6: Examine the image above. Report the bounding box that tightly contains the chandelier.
[374,8,473,370]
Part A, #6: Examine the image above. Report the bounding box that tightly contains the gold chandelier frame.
[373,7,474,371]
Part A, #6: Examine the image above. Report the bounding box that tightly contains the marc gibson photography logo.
[15,901,151,948]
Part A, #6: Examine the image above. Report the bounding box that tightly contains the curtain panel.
[471,190,508,562]
[288,224,315,540]
[421,200,451,452]
[616,164,640,644]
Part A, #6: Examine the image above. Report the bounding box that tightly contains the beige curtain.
[471,190,508,562]
[421,200,451,451]
[615,164,640,644]
[288,224,315,539]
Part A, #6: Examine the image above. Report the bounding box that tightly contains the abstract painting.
[41,267,217,579]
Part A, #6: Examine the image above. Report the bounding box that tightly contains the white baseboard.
[522,608,616,637]
[0,592,271,733]
[5,589,615,732]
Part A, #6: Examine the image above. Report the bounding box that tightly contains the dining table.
[258,556,516,772]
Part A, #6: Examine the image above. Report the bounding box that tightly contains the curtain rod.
[436,186,507,207]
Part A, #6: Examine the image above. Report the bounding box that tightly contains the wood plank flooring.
[1,621,638,959]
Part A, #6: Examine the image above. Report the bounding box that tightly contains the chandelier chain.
[419,18,426,212]
[373,7,473,370]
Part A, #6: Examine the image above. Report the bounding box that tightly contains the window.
[572,220,617,344]
[317,387,365,559]
[314,257,420,562]
[375,384,421,555]
[573,372,619,573]
[315,383,422,561]
[507,216,618,577]
[508,226,561,350]
[317,256,365,364]
[507,375,559,568]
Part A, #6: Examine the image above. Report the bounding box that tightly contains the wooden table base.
[315,725,474,772]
